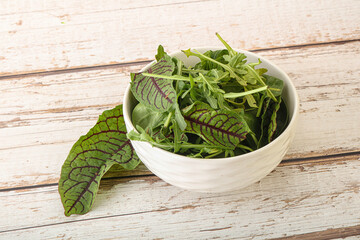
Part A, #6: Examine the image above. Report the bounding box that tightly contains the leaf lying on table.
[58,105,140,216]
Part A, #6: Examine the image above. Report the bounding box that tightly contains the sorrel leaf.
[258,98,271,148]
[131,57,176,112]
[182,102,250,149]
[268,97,282,142]
[270,99,289,141]
[132,102,167,134]
[258,97,286,147]
[58,105,140,216]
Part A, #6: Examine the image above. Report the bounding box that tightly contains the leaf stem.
[182,68,209,74]
[237,144,254,152]
[142,73,201,82]
[199,73,215,92]
[193,50,246,85]
[177,59,183,75]
[183,49,246,86]
[205,150,224,158]
[224,98,244,107]
[164,112,173,128]
[150,141,234,150]
[215,32,236,56]
[245,65,277,102]
[256,94,266,117]
[224,86,268,98]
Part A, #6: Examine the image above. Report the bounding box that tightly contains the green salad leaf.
[182,102,250,149]
[59,105,140,216]
[132,102,167,134]
[264,74,284,97]
[130,54,176,112]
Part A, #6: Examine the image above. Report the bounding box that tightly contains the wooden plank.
[0,156,359,239]
[1,0,360,75]
[270,225,360,240]
[257,41,360,159]
[1,41,360,189]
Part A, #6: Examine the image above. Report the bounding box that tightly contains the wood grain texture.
[270,225,360,240]
[0,156,359,239]
[1,0,359,238]
[1,41,360,189]
[1,0,360,75]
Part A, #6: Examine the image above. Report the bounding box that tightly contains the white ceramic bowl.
[123,47,299,193]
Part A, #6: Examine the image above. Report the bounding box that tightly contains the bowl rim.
[123,46,300,162]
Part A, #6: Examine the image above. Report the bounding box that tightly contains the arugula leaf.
[215,32,236,57]
[130,56,176,112]
[224,86,267,99]
[58,105,140,216]
[264,74,284,97]
[243,64,267,85]
[194,49,229,70]
[244,61,277,102]
[224,53,247,70]
[258,98,272,148]
[208,69,230,82]
[172,119,181,153]
[182,48,247,86]
[268,97,282,142]
[174,103,187,130]
[155,45,166,61]
[271,99,289,140]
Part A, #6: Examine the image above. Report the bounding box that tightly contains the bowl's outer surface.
[123,47,299,193]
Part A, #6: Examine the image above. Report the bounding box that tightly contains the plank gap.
[0,152,358,193]
[0,174,155,193]
[0,199,202,234]
[0,60,152,80]
[251,38,360,53]
[282,151,360,166]
[270,224,360,240]
[0,209,147,234]
[1,38,359,80]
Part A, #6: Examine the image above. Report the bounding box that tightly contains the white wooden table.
[1,0,360,239]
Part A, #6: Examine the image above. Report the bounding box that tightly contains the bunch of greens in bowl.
[127,33,288,158]
[58,33,288,216]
